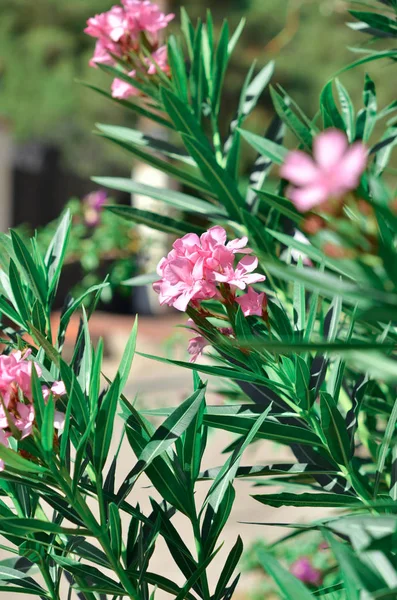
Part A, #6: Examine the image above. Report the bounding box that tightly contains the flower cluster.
[0,351,65,470]
[154,227,267,363]
[85,0,174,99]
[153,226,266,312]
[281,129,367,212]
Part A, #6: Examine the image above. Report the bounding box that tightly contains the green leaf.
[118,318,138,391]
[122,273,157,288]
[123,410,189,513]
[349,10,397,35]
[106,205,203,236]
[175,547,221,600]
[255,549,314,599]
[239,128,288,165]
[204,414,324,449]
[228,17,246,55]
[93,177,222,216]
[95,131,215,195]
[41,397,54,459]
[10,231,47,308]
[168,35,189,103]
[252,492,362,508]
[375,395,397,496]
[9,259,30,325]
[336,78,356,141]
[0,446,48,474]
[320,80,346,131]
[59,359,89,429]
[109,502,122,560]
[82,81,174,129]
[212,20,229,114]
[127,383,206,483]
[181,134,243,221]
[320,392,352,467]
[213,536,243,600]
[94,374,121,472]
[270,87,313,149]
[0,518,90,536]
[160,87,213,151]
[45,209,71,300]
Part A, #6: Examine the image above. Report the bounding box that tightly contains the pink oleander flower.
[111,72,139,99]
[147,45,169,75]
[187,336,208,363]
[122,0,174,36]
[83,190,108,226]
[235,286,266,317]
[85,5,128,42]
[280,129,367,212]
[213,255,266,290]
[86,1,173,67]
[290,557,322,586]
[153,227,264,312]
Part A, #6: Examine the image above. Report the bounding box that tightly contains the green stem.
[39,562,59,600]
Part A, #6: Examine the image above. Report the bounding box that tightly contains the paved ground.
[2,312,332,599]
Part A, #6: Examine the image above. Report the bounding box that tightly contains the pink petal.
[236,255,258,274]
[280,151,319,186]
[287,184,328,212]
[313,129,348,170]
[337,142,367,189]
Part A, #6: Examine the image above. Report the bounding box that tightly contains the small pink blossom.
[85,6,128,42]
[187,336,208,363]
[111,72,139,99]
[83,190,108,227]
[213,255,266,290]
[290,557,322,586]
[280,129,367,212]
[236,286,266,317]
[122,0,174,36]
[42,380,67,401]
[153,227,263,312]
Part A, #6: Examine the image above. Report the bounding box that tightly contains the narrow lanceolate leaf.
[204,406,272,516]
[0,446,48,474]
[181,134,244,221]
[320,80,346,131]
[356,74,377,142]
[270,87,313,149]
[106,205,203,236]
[336,78,355,141]
[252,492,363,508]
[10,231,47,307]
[375,395,397,496]
[390,446,397,501]
[126,383,206,483]
[245,116,284,211]
[213,536,243,600]
[94,178,221,216]
[204,414,324,449]
[320,392,352,467]
[239,127,288,165]
[118,317,138,390]
[109,503,122,560]
[256,549,314,600]
[94,374,122,472]
[45,209,71,299]
[345,375,368,450]
[200,463,338,480]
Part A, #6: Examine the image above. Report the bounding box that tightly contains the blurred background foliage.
[1,0,395,177]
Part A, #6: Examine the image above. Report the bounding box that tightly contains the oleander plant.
[0,0,397,599]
